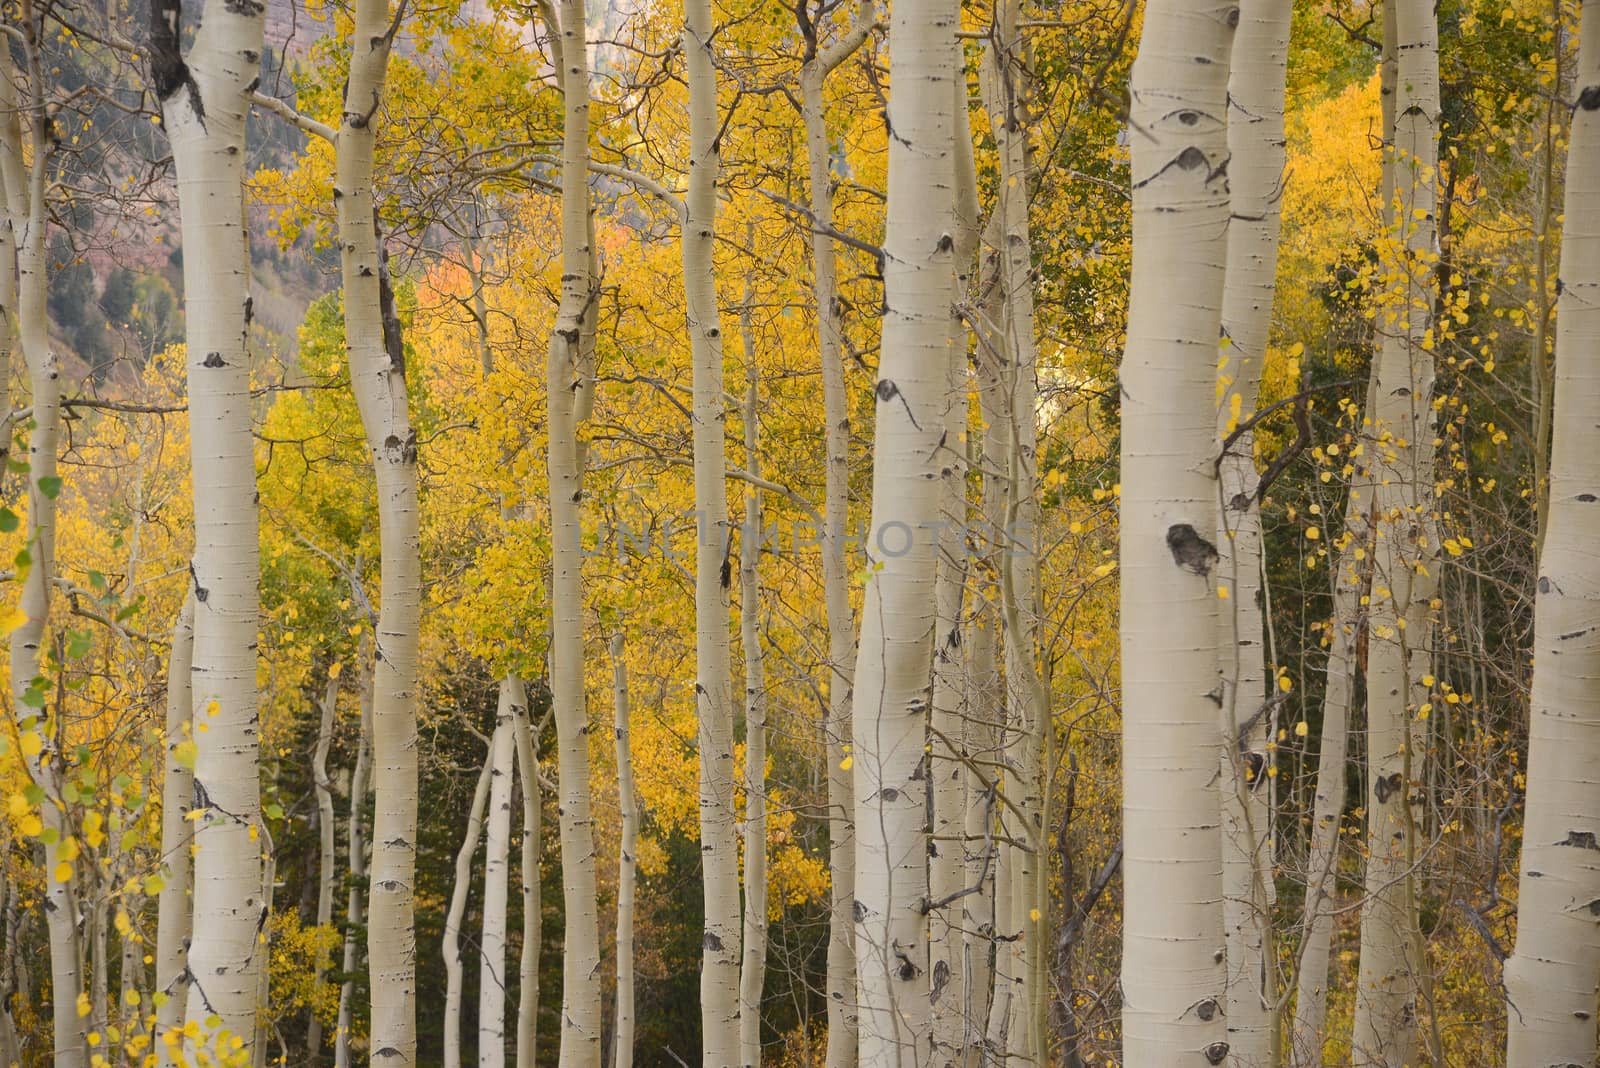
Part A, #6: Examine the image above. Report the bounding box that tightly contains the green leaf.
[36,476,61,500]
[86,570,105,592]
[0,508,17,533]
[23,784,44,805]
[38,826,58,846]
[115,596,143,623]
[20,684,46,709]
[65,630,92,659]
[264,802,284,821]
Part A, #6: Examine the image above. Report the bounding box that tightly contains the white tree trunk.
[1216,1,1290,1062]
[1120,2,1234,1063]
[153,0,267,1050]
[512,704,545,1068]
[852,1,959,1063]
[681,0,741,1058]
[329,4,421,1058]
[480,697,518,1068]
[335,662,373,1068]
[799,6,869,1052]
[612,636,639,1068]
[0,33,87,1065]
[444,738,495,1068]
[308,669,342,1061]
[544,0,603,1059]
[1501,4,1600,1060]
[737,320,768,1068]
[155,594,197,1066]
[1351,0,1437,1060]
[929,70,979,1068]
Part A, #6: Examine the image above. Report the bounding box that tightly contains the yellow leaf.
[54,861,73,883]
[838,756,853,771]
[1294,721,1308,737]
[0,606,27,636]
[19,731,42,759]
[19,814,41,837]
[328,661,343,679]
[173,740,197,772]
[77,992,92,1017]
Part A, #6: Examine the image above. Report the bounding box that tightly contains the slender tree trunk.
[152,0,267,1051]
[929,69,979,1068]
[612,636,639,1068]
[155,594,197,1065]
[1216,2,1290,1063]
[852,1,959,1063]
[0,31,88,1066]
[738,315,768,1068]
[681,0,741,1057]
[1502,4,1600,1060]
[544,0,603,1058]
[329,4,421,1058]
[308,670,342,1062]
[1288,382,1375,1068]
[445,741,496,1068]
[1351,0,1438,1060]
[480,695,519,1068]
[512,706,546,1068]
[796,11,873,1062]
[335,661,373,1068]
[1119,2,1234,1063]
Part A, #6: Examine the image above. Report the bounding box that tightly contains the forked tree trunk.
[1215,1,1290,1063]
[1119,2,1234,1064]
[1351,0,1438,1060]
[852,0,959,1062]
[544,0,603,1058]
[152,0,267,1051]
[155,594,197,1065]
[681,0,741,1056]
[327,3,422,1058]
[737,307,768,1068]
[480,691,519,1067]
[612,636,639,1068]
[1501,4,1600,1060]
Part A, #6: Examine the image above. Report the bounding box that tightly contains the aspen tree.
[335,665,373,1068]
[928,70,980,1068]
[308,669,343,1059]
[1215,1,1290,1062]
[444,741,495,1068]
[1120,1,1234,1063]
[480,689,519,1068]
[544,0,604,1056]
[681,0,741,1054]
[612,637,638,1068]
[1501,3,1600,1058]
[797,7,874,1060]
[0,27,88,1063]
[1351,0,1438,1058]
[327,6,424,1060]
[155,594,197,1066]
[151,0,267,1051]
[512,705,546,1068]
[852,0,959,1062]
[737,307,767,1068]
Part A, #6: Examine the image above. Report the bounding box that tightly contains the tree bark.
[796,12,874,1063]
[1501,3,1600,1060]
[153,0,267,1051]
[444,739,496,1068]
[1119,2,1235,1063]
[1351,0,1438,1060]
[612,636,639,1068]
[1216,1,1290,1063]
[544,0,603,1059]
[335,661,373,1068]
[513,704,546,1068]
[681,0,741,1058]
[480,692,519,1068]
[737,312,768,1068]
[851,0,960,1062]
[155,594,197,1066]
[308,669,343,1062]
